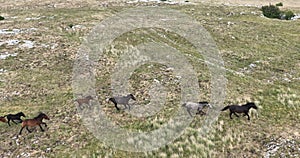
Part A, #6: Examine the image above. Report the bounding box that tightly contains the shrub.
[281,10,295,20]
[262,4,281,19]
[276,2,283,6]
[261,4,295,20]
[0,16,4,20]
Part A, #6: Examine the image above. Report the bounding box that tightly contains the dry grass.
[0,0,299,157]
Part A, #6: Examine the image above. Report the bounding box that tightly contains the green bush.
[276,2,283,6]
[261,4,295,20]
[0,16,4,20]
[281,10,295,20]
[262,5,281,19]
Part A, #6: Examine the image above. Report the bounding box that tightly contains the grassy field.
[0,1,299,157]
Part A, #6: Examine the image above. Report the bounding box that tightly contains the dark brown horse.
[19,112,50,135]
[0,116,7,123]
[221,102,258,120]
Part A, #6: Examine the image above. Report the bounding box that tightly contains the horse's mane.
[244,102,255,106]
[34,112,45,119]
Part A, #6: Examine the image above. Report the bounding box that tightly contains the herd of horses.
[0,112,49,135]
[77,93,258,119]
[0,93,258,135]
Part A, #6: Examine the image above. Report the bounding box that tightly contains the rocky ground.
[1,0,299,157]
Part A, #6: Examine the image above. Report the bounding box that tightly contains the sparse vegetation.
[0,1,300,157]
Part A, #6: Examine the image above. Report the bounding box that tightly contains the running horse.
[4,112,26,126]
[75,95,93,109]
[182,101,212,117]
[108,94,136,111]
[19,112,50,135]
[221,102,258,120]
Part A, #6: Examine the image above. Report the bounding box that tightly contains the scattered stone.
[25,16,46,21]
[264,137,300,157]
[46,147,52,153]
[291,14,300,20]
[0,52,18,59]
[0,68,7,74]
[66,24,86,31]
[249,63,256,69]
[19,40,35,49]
[0,28,37,35]
[227,21,234,27]
[0,39,35,49]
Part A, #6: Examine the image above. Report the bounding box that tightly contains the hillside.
[0,0,299,157]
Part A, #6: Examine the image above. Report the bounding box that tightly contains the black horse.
[4,112,26,126]
[221,102,258,120]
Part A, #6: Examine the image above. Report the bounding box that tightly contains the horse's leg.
[229,112,233,119]
[7,119,11,126]
[196,107,202,115]
[39,125,45,132]
[197,110,206,115]
[19,127,25,135]
[245,112,250,120]
[88,100,93,109]
[26,126,32,133]
[12,119,18,124]
[42,122,47,127]
[233,112,239,118]
[128,104,131,110]
[114,103,120,111]
[78,103,83,110]
[187,109,193,117]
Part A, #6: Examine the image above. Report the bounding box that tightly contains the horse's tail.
[221,106,231,111]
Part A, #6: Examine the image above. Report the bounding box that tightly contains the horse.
[75,95,93,109]
[0,116,7,123]
[182,101,212,117]
[4,112,26,126]
[108,94,136,111]
[19,112,50,135]
[221,102,258,120]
